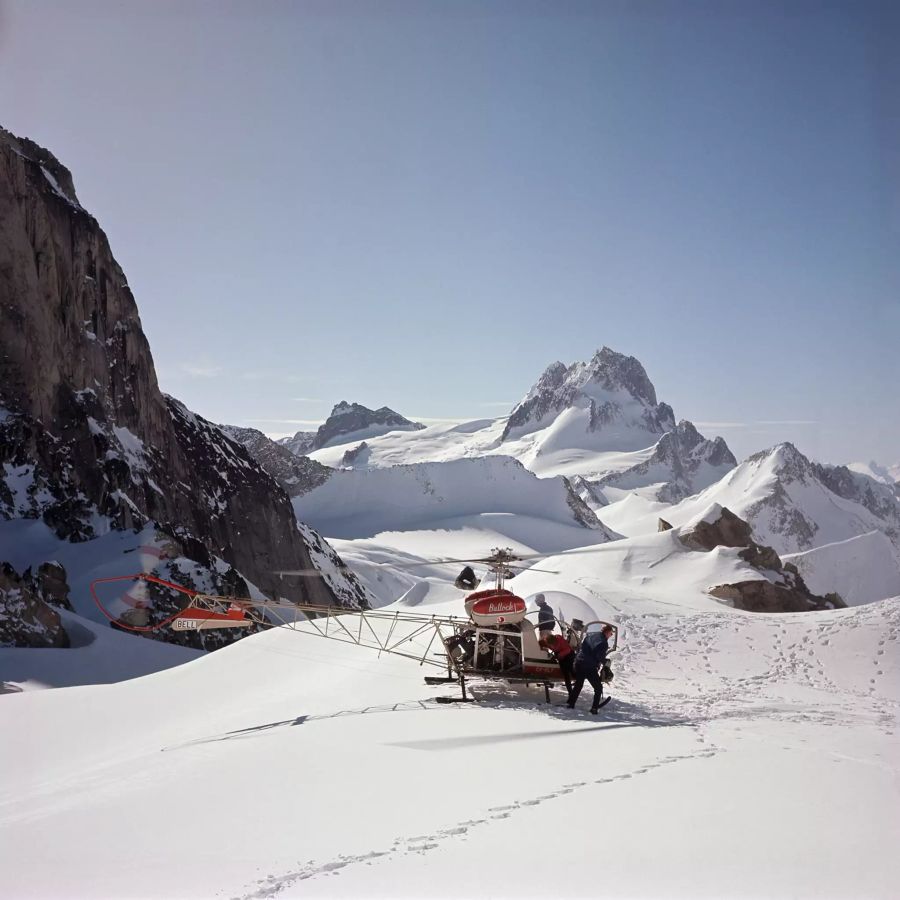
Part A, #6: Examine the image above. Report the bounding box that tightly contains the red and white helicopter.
[90,547,618,704]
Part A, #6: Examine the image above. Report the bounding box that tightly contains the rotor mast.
[486,547,518,591]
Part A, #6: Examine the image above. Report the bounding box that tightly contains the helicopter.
[89,547,619,706]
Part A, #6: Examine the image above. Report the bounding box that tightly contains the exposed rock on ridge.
[0,563,69,648]
[282,402,425,456]
[678,506,845,613]
[595,420,737,502]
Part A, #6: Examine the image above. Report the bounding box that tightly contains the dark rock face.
[340,441,369,467]
[0,563,69,647]
[0,127,358,646]
[282,402,425,456]
[502,348,676,441]
[679,507,754,551]
[295,522,371,608]
[708,580,843,613]
[596,420,737,502]
[561,477,611,530]
[678,506,843,613]
[27,561,72,611]
[220,425,332,497]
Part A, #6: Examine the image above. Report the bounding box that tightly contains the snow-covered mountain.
[848,460,900,487]
[592,419,736,502]
[624,443,897,554]
[280,401,424,455]
[501,347,676,450]
[813,461,900,540]
[299,349,736,506]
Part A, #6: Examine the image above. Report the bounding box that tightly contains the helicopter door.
[474,628,523,674]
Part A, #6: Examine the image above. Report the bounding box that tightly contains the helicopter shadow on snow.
[470,683,697,730]
[160,700,449,752]
[160,688,694,754]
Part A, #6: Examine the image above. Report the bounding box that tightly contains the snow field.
[1,583,898,898]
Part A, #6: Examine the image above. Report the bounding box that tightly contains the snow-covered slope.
[783,531,900,606]
[1,530,898,898]
[292,456,615,541]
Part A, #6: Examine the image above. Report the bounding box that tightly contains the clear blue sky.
[1,0,897,464]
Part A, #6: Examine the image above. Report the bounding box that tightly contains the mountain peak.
[284,402,425,455]
[587,347,658,407]
[502,347,673,444]
[749,442,813,479]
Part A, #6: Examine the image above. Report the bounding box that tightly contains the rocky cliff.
[0,127,367,641]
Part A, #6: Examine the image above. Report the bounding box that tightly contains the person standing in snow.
[539,631,575,694]
[567,624,613,713]
[535,594,555,634]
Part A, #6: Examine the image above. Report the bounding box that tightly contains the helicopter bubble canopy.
[520,591,600,627]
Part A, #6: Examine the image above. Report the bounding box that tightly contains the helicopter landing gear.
[435,672,475,703]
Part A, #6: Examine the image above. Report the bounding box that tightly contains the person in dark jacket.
[568,624,613,713]
[535,594,555,634]
[539,631,575,694]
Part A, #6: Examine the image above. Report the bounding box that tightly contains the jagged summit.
[747,441,811,473]
[502,347,675,445]
[595,419,737,502]
[281,401,425,456]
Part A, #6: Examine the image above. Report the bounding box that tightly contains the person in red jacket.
[539,631,575,695]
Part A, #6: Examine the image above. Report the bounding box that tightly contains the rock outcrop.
[0,126,364,645]
[0,563,69,647]
[678,506,844,612]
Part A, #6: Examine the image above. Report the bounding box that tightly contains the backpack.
[600,662,614,684]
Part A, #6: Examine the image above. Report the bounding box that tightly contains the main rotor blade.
[275,544,610,577]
